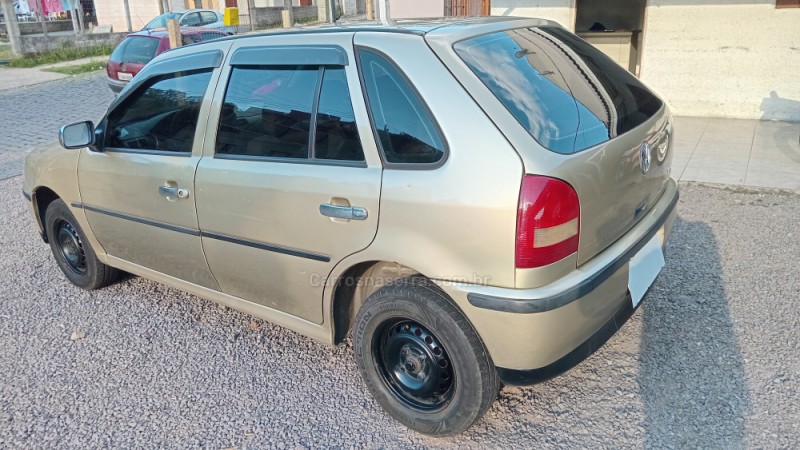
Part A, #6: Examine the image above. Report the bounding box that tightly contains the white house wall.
[95,2,163,32]
[640,0,800,121]
[491,0,575,29]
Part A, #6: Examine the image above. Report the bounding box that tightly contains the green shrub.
[7,44,114,68]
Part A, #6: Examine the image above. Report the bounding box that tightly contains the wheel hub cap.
[56,220,86,274]
[376,320,455,411]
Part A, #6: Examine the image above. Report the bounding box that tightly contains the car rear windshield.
[111,36,160,65]
[454,26,663,154]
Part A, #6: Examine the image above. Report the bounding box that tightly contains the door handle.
[319,203,368,221]
[159,185,190,199]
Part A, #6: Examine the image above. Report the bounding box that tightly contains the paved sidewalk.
[673,116,800,191]
[0,56,106,92]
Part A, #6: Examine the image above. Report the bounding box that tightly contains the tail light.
[515,175,580,268]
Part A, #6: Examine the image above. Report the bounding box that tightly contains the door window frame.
[96,50,225,158]
[210,45,368,168]
[354,46,450,171]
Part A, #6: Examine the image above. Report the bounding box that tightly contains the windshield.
[143,12,182,30]
[454,26,663,154]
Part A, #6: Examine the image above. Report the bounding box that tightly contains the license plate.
[117,72,133,81]
[628,228,666,308]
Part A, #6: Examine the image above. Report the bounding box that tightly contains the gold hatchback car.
[24,17,677,435]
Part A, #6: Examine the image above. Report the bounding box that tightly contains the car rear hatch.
[108,35,162,81]
[435,23,672,266]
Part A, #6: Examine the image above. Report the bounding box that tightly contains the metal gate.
[445,0,491,16]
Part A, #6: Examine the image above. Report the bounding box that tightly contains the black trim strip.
[70,202,82,208]
[467,189,679,314]
[77,203,330,262]
[496,291,639,386]
[22,190,32,202]
[201,231,331,263]
[230,45,349,66]
[81,204,201,236]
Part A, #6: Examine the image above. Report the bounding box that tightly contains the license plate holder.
[117,72,133,81]
[628,229,666,308]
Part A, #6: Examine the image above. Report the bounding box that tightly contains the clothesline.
[13,0,83,16]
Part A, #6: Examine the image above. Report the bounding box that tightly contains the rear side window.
[201,32,225,42]
[215,65,365,162]
[200,11,218,25]
[454,27,663,154]
[112,36,160,64]
[358,50,445,165]
[216,66,316,159]
[315,68,364,162]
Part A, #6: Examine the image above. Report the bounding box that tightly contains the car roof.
[199,16,558,44]
[157,16,560,57]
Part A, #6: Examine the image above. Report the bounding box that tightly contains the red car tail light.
[515,175,581,268]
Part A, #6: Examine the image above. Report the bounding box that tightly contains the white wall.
[640,0,800,121]
[491,0,575,29]
[95,1,163,32]
[389,0,444,18]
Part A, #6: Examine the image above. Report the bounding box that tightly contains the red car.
[106,29,229,93]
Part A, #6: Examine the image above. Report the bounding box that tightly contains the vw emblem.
[639,141,652,174]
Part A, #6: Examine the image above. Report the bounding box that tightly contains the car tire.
[353,277,499,436]
[45,199,119,290]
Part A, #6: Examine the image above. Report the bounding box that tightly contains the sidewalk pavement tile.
[681,165,747,185]
[745,169,800,190]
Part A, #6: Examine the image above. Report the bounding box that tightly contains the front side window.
[181,12,201,27]
[105,69,212,153]
[358,50,445,165]
[215,64,365,162]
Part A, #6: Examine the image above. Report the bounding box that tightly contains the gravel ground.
[1,179,798,448]
[0,75,798,448]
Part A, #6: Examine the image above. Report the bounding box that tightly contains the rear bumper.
[107,77,127,93]
[436,178,678,381]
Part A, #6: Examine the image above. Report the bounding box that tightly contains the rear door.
[194,34,382,324]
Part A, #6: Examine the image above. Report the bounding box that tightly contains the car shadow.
[637,215,750,447]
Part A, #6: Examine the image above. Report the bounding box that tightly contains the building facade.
[491,0,800,121]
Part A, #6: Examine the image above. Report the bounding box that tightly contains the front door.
[78,69,218,289]
[194,37,382,324]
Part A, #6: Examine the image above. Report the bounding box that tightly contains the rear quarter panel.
[329,32,523,289]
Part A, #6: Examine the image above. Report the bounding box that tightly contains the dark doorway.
[575,0,647,75]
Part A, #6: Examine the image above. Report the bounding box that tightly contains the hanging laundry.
[41,0,64,14]
[14,0,32,15]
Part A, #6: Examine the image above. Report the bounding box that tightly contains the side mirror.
[59,121,95,149]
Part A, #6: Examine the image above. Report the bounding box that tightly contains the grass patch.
[0,43,13,61]
[43,61,106,76]
[7,44,114,68]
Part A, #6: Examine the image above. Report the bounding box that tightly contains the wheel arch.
[330,260,470,345]
[31,186,61,242]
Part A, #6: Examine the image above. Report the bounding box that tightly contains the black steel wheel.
[54,219,87,275]
[374,319,455,412]
[44,199,119,290]
[354,278,499,436]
